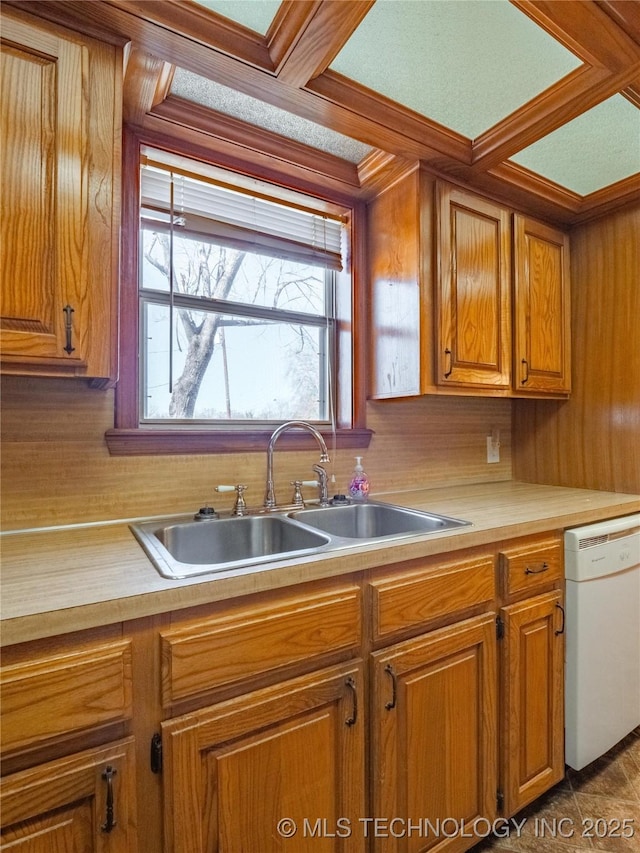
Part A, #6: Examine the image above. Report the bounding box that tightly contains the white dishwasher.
[564,513,640,770]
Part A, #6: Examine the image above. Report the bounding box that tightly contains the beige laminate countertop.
[2,481,639,647]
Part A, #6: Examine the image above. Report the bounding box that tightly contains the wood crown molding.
[4,0,638,225]
[266,0,374,88]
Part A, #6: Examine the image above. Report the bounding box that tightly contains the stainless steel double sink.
[131,501,471,579]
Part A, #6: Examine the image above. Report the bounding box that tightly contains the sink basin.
[131,502,471,580]
[289,501,470,540]
[131,514,331,579]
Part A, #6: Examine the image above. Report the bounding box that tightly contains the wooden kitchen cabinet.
[498,536,565,816]
[371,614,498,853]
[0,9,121,382]
[436,183,512,391]
[162,661,366,853]
[0,634,137,850]
[0,534,567,852]
[368,172,571,400]
[513,215,571,395]
[499,591,565,815]
[0,738,137,851]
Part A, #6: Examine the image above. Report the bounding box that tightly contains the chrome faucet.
[264,421,331,510]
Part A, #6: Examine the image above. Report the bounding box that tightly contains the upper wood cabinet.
[436,183,512,390]
[368,171,571,400]
[368,167,435,398]
[0,9,121,383]
[513,215,571,395]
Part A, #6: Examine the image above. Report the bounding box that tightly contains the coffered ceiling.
[12,0,640,225]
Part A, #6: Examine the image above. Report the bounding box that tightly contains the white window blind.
[141,163,344,270]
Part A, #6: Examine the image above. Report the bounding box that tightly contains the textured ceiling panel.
[190,0,280,34]
[510,94,640,195]
[171,68,374,163]
[330,0,582,139]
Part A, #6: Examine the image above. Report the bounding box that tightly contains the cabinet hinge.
[496,616,505,640]
[150,733,162,774]
[497,790,504,812]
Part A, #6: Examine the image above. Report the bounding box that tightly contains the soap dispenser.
[348,457,370,502]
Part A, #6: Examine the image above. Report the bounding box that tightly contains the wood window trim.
[106,127,372,457]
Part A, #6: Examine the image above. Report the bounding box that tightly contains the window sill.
[105,427,373,456]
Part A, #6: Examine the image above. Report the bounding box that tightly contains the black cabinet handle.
[525,562,549,575]
[101,765,117,833]
[444,348,453,378]
[555,603,566,636]
[63,304,75,354]
[345,676,358,727]
[521,358,529,384]
[384,664,397,710]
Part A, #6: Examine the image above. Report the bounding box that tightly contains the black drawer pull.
[525,561,549,575]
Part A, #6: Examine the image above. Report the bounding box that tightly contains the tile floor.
[476,728,640,853]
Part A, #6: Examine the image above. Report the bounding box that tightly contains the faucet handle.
[290,481,304,506]
[215,484,247,516]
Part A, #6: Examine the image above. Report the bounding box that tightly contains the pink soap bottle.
[348,457,370,502]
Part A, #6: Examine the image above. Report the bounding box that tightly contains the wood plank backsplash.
[1,379,511,530]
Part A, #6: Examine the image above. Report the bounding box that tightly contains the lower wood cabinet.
[371,613,498,853]
[500,590,565,816]
[0,533,565,852]
[0,738,137,851]
[161,661,365,853]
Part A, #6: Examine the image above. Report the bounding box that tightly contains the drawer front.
[0,640,133,754]
[370,555,495,642]
[161,586,361,705]
[501,538,563,597]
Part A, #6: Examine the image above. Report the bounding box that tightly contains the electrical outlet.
[486,436,500,463]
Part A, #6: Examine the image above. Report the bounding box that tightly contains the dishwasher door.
[564,514,640,771]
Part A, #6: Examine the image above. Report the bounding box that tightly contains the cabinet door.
[513,215,571,395]
[162,662,365,852]
[0,738,136,851]
[436,184,511,390]
[500,590,565,815]
[0,11,120,380]
[371,614,497,853]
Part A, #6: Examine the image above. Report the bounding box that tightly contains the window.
[106,136,371,455]
[139,159,341,426]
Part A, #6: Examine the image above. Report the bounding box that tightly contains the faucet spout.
[264,421,330,509]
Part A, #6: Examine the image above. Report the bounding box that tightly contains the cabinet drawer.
[369,555,495,642]
[0,640,133,754]
[161,586,361,705]
[500,538,563,597]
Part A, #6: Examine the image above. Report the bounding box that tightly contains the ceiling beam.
[471,60,640,170]
[266,0,374,88]
[596,1,640,47]
[512,0,640,70]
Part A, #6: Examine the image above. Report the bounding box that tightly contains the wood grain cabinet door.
[371,614,498,853]
[162,661,366,853]
[513,216,571,395]
[0,11,120,380]
[0,738,137,852]
[436,183,512,391]
[500,590,565,816]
